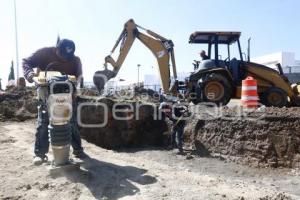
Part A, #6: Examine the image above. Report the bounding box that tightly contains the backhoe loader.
[187,31,300,107]
[93,19,300,107]
[93,19,178,94]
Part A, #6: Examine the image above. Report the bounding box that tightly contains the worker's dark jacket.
[170,106,186,127]
[22,47,82,81]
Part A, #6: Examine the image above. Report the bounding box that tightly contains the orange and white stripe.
[241,76,259,108]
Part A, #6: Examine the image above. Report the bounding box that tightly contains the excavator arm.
[93,19,178,93]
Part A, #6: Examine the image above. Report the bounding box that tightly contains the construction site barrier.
[241,76,259,108]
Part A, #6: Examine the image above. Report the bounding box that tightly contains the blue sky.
[1,0,300,87]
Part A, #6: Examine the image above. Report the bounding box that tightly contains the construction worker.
[22,39,87,165]
[200,50,209,60]
[160,101,188,154]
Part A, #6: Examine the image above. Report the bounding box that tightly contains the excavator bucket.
[93,69,116,92]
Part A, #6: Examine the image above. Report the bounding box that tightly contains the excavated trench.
[185,106,300,168]
[0,87,168,149]
[77,96,169,149]
[1,87,300,168]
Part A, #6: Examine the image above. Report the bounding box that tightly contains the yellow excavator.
[93,19,178,94]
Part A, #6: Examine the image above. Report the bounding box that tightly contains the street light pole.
[13,0,19,80]
[137,64,141,87]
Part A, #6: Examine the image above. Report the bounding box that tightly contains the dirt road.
[0,121,299,200]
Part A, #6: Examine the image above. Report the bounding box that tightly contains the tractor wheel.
[261,87,288,107]
[202,73,232,106]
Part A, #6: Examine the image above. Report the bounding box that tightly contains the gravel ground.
[0,120,299,200]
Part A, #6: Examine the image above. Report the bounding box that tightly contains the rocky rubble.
[185,106,300,168]
[0,87,38,121]
[258,193,293,200]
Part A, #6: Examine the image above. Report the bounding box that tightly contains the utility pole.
[137,64,141,87]
[14,0,19,80]
[0,78,2,90]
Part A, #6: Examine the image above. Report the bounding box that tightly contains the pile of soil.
[185,106,300,168]
[134,86,157,97]
[77,96,168,149]
[134,86,162,102]
[0,87,38,121]
[258,193,293,200]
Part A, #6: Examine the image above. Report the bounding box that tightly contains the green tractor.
[187,31,300,107]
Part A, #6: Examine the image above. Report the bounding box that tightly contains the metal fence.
[284,73,300,84]
[143,85,161,92]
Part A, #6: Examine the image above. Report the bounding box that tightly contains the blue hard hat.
[56,39,76,61]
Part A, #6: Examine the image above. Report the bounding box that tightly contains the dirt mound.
[78,96,168,149]
[235,193,293,200]
[185,106,300,168]
[259,193,293,200]
[134,86,157,97]
[131,86,161,102]
[0,87,38,122]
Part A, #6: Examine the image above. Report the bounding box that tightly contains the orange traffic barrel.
[241,76,259,108]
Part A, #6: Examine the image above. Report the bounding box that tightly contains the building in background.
[252,51,300,83]
[144,72,190,92]
[252,52,300,73]
[144,74,161,91]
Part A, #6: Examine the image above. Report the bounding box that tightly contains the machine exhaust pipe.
[247,37,251,62]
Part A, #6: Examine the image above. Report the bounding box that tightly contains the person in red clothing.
[22,39,87,165]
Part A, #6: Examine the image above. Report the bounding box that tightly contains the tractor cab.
[189,31,245,83]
